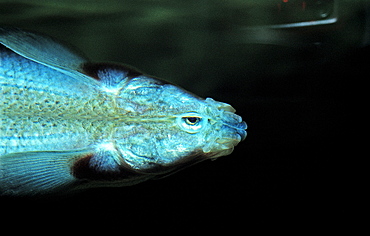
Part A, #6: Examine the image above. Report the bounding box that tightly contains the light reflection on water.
[1,0,364,100]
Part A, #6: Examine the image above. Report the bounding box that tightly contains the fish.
[0,27,247,196]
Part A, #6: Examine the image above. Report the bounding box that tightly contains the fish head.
[165,96,247,159]
[113,75,247,174]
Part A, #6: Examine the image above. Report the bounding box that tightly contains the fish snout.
[202,98,247,157]
[207,98,247,139]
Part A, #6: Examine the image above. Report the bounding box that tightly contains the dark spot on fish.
[71,153,146,181]
[81,62,143,81]
[71,153,94,179]
[81,62,171,86]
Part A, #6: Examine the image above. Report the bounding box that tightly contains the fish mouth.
[216,121,247,144]
[235,121,247,141]
[215,127,245,148]
[210,99,247,136]
[202,112,247,158]
[222,110,247,141]
[202,98,247,157]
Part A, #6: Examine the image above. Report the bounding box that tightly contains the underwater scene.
[0,0,361,224]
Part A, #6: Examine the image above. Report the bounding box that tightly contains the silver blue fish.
[0,27,247,196]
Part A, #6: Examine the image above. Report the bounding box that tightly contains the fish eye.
[183,117,201,126]
[176,113,207,133]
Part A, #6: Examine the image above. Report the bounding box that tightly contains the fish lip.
[237,121,248,141]
[237,128,247,142]
[221,114,247,142]
[214,125,246,149]
[215,131,245,146]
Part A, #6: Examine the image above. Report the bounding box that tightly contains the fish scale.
[0,48,119,155]
[0,49,112,116]
[0,27,247,196]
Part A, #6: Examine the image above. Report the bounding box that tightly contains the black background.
[0,0,360,228]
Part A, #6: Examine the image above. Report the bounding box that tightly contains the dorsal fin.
[0,27,88,74]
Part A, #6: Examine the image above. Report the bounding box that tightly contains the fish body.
[0,27,247,196]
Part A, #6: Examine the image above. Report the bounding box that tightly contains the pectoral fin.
[0,150,91,196]
[0,146,154,196]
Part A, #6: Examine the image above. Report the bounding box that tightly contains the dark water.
[0,0,361,225]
